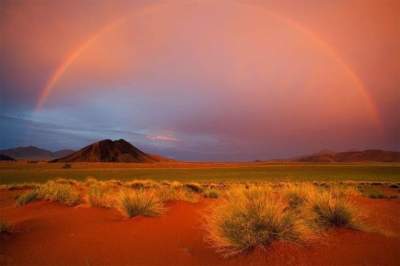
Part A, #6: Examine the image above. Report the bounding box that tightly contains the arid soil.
[1,189,400,266]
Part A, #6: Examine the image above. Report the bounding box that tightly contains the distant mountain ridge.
[297,149,400,162]
[52,139,170,163]
[0,154,16,161]
[0,146,74,160]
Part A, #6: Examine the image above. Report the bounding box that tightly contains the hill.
[0,154,16,161]
[297,149,400,162]
[52,139,169,163]
[0,146,74,160]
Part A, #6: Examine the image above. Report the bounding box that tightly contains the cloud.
[146,134,179,143]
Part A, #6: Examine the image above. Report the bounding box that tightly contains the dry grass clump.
[204,186,309,256]
[358,185,385,199]
[5,183,40,191]
[307,190,361,229]
[16,190,39,206]
[37,181,81,206]
[87,182,117,208]
[203,188,219,199]
[156,186,200,203]
[184,182,203,193]
[0,218,11,233]
[125,180,160,190]
[283,183,317,209]
[118,189,164,218]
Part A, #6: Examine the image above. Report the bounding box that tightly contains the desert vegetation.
[0,218,11,233]
[6,178,399,257]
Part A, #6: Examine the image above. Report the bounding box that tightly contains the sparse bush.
[126,180,160,190]
[87,182,117,208]
[184,182,203,193]
[0,218,11,233]
[16,190,39,206]
[284,183,317,209]
[38,181,81,206]
[204,186,309,256]
[6,183,40,191]
[308,191,361,229]
[359,186,385,199]
[119,190,164,218]
[204,189,219,199]
[62,163,72,169]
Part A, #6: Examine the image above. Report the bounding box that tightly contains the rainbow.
[35,1,382,128]
[35,17,126,110]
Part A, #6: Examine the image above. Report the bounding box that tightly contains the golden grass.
[37,181,81,206]
[203,188,220,199]
[16,190,39,206]
[204,186,310,256]
[307,190,362,230]
[87,181,117,208]
[118,189,164,218]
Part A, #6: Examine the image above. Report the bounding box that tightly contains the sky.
[0,0,399,161]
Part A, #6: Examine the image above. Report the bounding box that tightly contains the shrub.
[87,182,116,208]
[0,218,11,233]
[156,186,200,203]
[62,163,72,169]
[358,186,385,199]
[38,181,81,206]
[204,189,219,199]
[126,180,160,190]
[308,191,361,229]
[284,183,317,209]
[16,190,39,206]
[119,190,164,218]
[184,182,203,193]
[204,186,309,256]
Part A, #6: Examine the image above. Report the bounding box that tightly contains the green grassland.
[0,162,399,184]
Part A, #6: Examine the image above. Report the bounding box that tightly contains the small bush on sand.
[16,190,39,206]
[156,187,200,203]
[62,163,72,169]
[308,191,361,229]
[0,218,11,233]
[284,183,317,209]
[88,183,116,208]
[119,190,164,218]
[358,186,385,199]
[204,186,309,256]
[125,180,160,190]
[204,189,219,199]
[184,182,203,193]
[38,181,81,206]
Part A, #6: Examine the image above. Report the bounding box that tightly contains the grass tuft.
[204,186,309,256]
[184,182,203,193]
[119,190,164,218]
[16,190,39,206]
[203,189,220,199]
[38,181,81,206]
[0,218,11,233]
[308,190,361,229]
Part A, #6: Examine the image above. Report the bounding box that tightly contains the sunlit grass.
[118,189,164,218]
[204,186,310,256]
[307,190,362,229]
[16,190,39,206]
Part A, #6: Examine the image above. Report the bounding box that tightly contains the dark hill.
[52,139,168,163]
[0,154,16,161]
[0,146,53,160]
[0,146,74,160]
[297,149,400,162]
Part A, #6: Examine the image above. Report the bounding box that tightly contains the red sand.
[1,190,400,266]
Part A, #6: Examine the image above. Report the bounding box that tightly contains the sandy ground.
[1,189,400,266]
